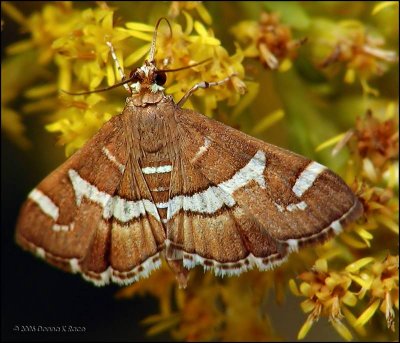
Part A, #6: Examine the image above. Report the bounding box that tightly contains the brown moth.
[15,19,363,288]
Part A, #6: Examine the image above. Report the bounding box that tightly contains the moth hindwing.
[15,22,363,288]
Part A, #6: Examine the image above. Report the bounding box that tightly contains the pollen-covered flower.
[290,259,357,341]
[2,1,81,64]
[45,93,120,156]
[312,19,398,95]
[231,12,305,71]
[51,6,133,90]
[352,111,399,175]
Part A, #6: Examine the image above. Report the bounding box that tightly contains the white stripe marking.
[275,201,308,212]
[292,162,326,197]
[141,165,172,174]
[102,147,125,173]
[68,169,160,222]
[151,187,169,192]
[29,189,74,232]
[286,201,307,212]
[68,150,266,222]
[167,150,267,219]
[191,137,211,163]
[53,223,74,232]
[29,189,59,220]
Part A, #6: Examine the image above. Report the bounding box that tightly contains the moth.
[15,19,363,288]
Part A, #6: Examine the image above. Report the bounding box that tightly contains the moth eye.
[129,69,141,83]
[154,71,167,86]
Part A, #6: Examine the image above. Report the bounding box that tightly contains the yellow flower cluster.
[2,1,246,155]
[290,255,398,341]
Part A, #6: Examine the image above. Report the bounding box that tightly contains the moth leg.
[105,41,131,93]
[177,74,237,107]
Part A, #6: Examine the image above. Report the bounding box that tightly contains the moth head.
[128,61,167,94]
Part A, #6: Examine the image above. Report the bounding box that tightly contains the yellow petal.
[314,258,328,273]
[346,257,375,273]
[1,108,31,149]
[315,132,347,152]
[194,20,208,37]
[342,291,358,307]
[301,299,316,313]
[122,28,153,42]
[355,227,373,240]
[125,22,155,32]
[344,68,355,84]
[289,279,301,296]
[384,101,396,120]
[124,43,151,66]
[1,1,26,25]
[331,319,353,341]
[106,62,115,86]
[196,3,212,25]
[252,109,284,134]
[145,315,180,336]
[232,81,259,118]
[342,306,367,336]
[6,40,35,54]
[24,84,58,98]
[372,1,398,15]
[89,75,104,90]
[183,10,193,35]
[300,282,312,296]
[349,274,372,289]
[340,232,369,249]
[297,318,314,340]
[376,215,399,234]
[187,35,220,46]
[354,299,381,327]
[278,58,292,72]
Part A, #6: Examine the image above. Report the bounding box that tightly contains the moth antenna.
[60,75,136,95]
[158,58,212,73]
[149,17,172,63]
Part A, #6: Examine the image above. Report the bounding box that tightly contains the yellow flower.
[51,6,132,90]
[3,1,81,64]
[290,259,358,341]
[45,93,119,156]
